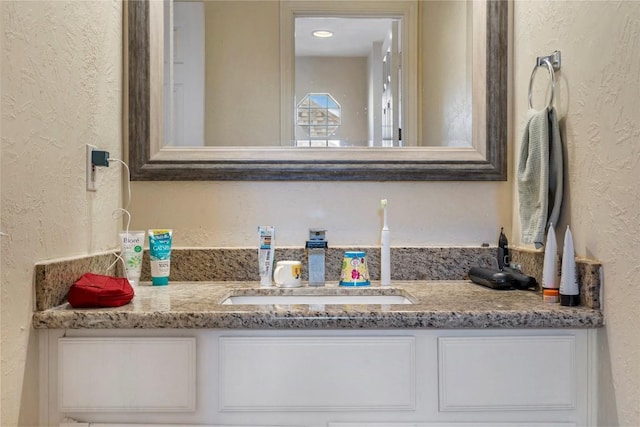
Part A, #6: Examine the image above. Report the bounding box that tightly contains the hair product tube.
[148,229,173,286]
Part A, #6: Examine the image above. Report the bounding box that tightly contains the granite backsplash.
[34,246,602,311]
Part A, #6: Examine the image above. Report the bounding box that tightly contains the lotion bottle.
[559,225,580,306]
[542,224,558,290]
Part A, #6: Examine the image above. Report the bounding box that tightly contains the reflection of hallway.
[295,56,370,147]
[295,17,398,147]
[164,1,205,146]
[381,20,401,148]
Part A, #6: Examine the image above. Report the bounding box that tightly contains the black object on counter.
[560,294,581,306]
[498,227,510,270]
[469,266,537,290]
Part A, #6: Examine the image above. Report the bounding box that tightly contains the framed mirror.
[128,0,507,181]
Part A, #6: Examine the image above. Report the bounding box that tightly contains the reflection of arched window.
[296,93,341,143]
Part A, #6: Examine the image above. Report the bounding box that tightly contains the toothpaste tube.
[148,229,173,286]
[258,226,275,287]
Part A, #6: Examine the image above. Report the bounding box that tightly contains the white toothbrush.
[381,199,391,286]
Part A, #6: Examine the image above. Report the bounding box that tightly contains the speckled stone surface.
[32,281,603,330]
[574,259,602,309]
[34,246,602,312]
[38,246,494,312]
[34,252,122,311]
[511,247,602,309]
[138,247,496,282]
[510,247,545,285]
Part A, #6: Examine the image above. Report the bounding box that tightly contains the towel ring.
[528,58,556,110]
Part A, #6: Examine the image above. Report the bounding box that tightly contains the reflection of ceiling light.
[312,30,333,38]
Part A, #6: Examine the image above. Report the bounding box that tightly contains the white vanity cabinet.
[40,329,597,427]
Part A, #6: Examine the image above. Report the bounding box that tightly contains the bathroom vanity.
[35,281,603,427]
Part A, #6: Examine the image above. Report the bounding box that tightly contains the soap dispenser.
[306,228,328,287]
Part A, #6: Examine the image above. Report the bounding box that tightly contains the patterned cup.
[339,251,371,287]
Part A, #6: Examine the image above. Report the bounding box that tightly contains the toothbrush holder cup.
[339,251,370,287]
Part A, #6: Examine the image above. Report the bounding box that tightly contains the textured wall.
[511,1,640,424]
[0,1,123,425]
[129,181,511,248]
[14,0,640,424]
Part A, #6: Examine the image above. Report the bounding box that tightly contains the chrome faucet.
[305,228,327,287]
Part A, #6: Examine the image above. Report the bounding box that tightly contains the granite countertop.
[32,281,604,329]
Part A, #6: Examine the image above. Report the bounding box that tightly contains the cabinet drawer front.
[59,337,196,412]
[438,336,576,411]
[219,336,416,411]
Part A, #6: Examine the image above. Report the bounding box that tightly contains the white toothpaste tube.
[258,226,275,287]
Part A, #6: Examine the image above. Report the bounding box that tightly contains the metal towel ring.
[528,58,555,110]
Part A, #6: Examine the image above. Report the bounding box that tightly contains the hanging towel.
[518,106,563,248]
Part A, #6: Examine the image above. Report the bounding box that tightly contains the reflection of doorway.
[381,20,401,147]
[163,1,205,146]
[293,15,402,147]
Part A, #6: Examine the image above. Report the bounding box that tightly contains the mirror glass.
[127,0,507,180]
[294,17,402,148]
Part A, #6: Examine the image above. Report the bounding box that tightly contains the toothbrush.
[381,199,391,286]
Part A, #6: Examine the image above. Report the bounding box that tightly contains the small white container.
[274,260,303,288]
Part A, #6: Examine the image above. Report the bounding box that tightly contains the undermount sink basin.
[222,294,413,305]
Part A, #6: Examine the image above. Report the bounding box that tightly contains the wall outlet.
[86,144,97,191]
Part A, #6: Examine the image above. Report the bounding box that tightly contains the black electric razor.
[469,228,537,290]
[469,266,537,290]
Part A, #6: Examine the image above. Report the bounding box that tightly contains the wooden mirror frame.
[127,0,507,181]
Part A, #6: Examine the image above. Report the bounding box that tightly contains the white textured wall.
[0,1,123,425]
[512,1,640,425]
[129,181,511,248]
[6,1,638,425]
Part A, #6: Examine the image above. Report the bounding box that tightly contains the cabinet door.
[58,337,196,412]
[218,336,416,412]
[438,335,576,412]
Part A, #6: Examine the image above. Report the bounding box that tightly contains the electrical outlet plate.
[86,144,97,191]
